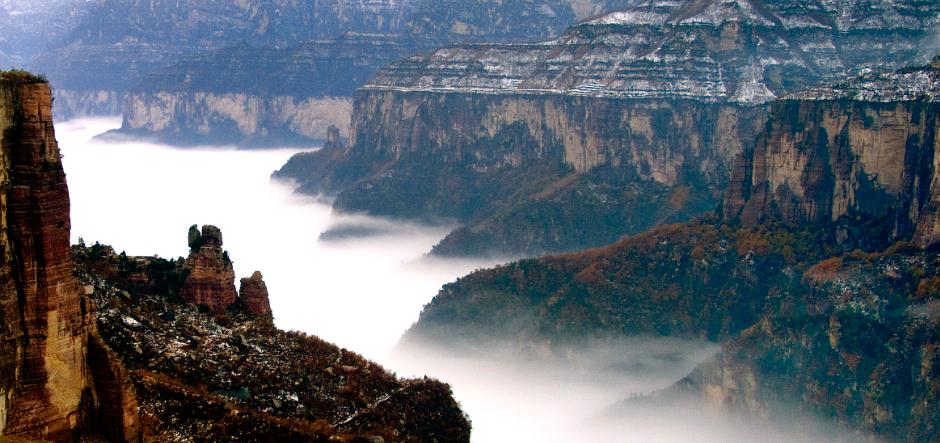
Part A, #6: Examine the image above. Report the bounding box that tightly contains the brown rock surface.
[181,225,237,315]
[723,99,940,248]
[0,77,139,441]
[238,271,272,320]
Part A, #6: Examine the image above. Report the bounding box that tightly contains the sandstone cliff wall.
[122,92,352,145]
[723,99,940,248]
[352,89,765,184]
[276,89,767,256]
[53,89,123,120]
[0,78,140,442]
[0,81,92,440]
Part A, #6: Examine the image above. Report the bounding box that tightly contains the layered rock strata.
[277,0,940,257]
[121,92,352,146]
[0,73,139,442]
[181,225,238,315]
[723,60,940,248]
[400,62,940,441]
[29,0,640,121]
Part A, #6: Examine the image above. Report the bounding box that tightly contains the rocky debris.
[239,271,273,321]
[74,245,470,442]
[0,75,140,441]
[182,224,238,315]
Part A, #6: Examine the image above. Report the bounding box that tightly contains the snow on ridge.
[680,0,776,27]
[589,10,668,26]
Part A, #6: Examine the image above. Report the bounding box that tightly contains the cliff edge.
[0,71,139,441]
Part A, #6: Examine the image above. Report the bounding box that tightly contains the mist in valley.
[59,118,868,443]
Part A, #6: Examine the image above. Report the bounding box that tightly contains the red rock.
[239,271,273,320]
[0,80,139,441]
[181,225,237,315]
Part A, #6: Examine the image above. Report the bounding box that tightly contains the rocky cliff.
[122,92,352,146]
[723,60,940,248]
[0,70,469,441]
[0,71,139,442]
[399,62,940,440]
[113,38,408,145]
[15,0,642,121]
[278,91,764,256]
[277,0,940,257]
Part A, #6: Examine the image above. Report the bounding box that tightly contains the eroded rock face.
[181,225,237,315]
[723,62,940,248]
[121,92,353,146]
[276,90,766,256]
[0,80,92,440]
[238,271,272,320]
[0,77,139,441]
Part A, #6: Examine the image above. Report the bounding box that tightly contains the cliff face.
[113,37,406,145]
[0,78,91,440]
[350,92,758,177]
[23,0,639,121]
[400,63,940,440]
[368,0,940,102]
[276,0,939,257]
[673,249,940,442]
[723,62,940,248]
[0,75,139,441]
[122,92,352,145]
[277,91,764,256]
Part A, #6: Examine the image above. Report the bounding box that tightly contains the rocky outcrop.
[396,61,940,441]
[0,72,139,441]
[276,0,940,257]
[181,225,237,315]
[121,92,352,146]
[669,249,940,442]
[723,61,940,248]
[238,271,272,320]
[277,91,765,256]
[367,0,939,103]
[53,89,123,120]
[73,240,472,442]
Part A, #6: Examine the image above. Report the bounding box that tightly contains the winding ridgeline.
[401,61,940,441]
[0,72,469,442]
[274,0,940,257]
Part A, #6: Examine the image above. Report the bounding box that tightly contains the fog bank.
[58,117,503,360]
[58,117,867,443]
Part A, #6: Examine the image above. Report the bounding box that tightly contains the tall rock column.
[181,225,237,315]
[0,78,91,439]
[238,271,272,321]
